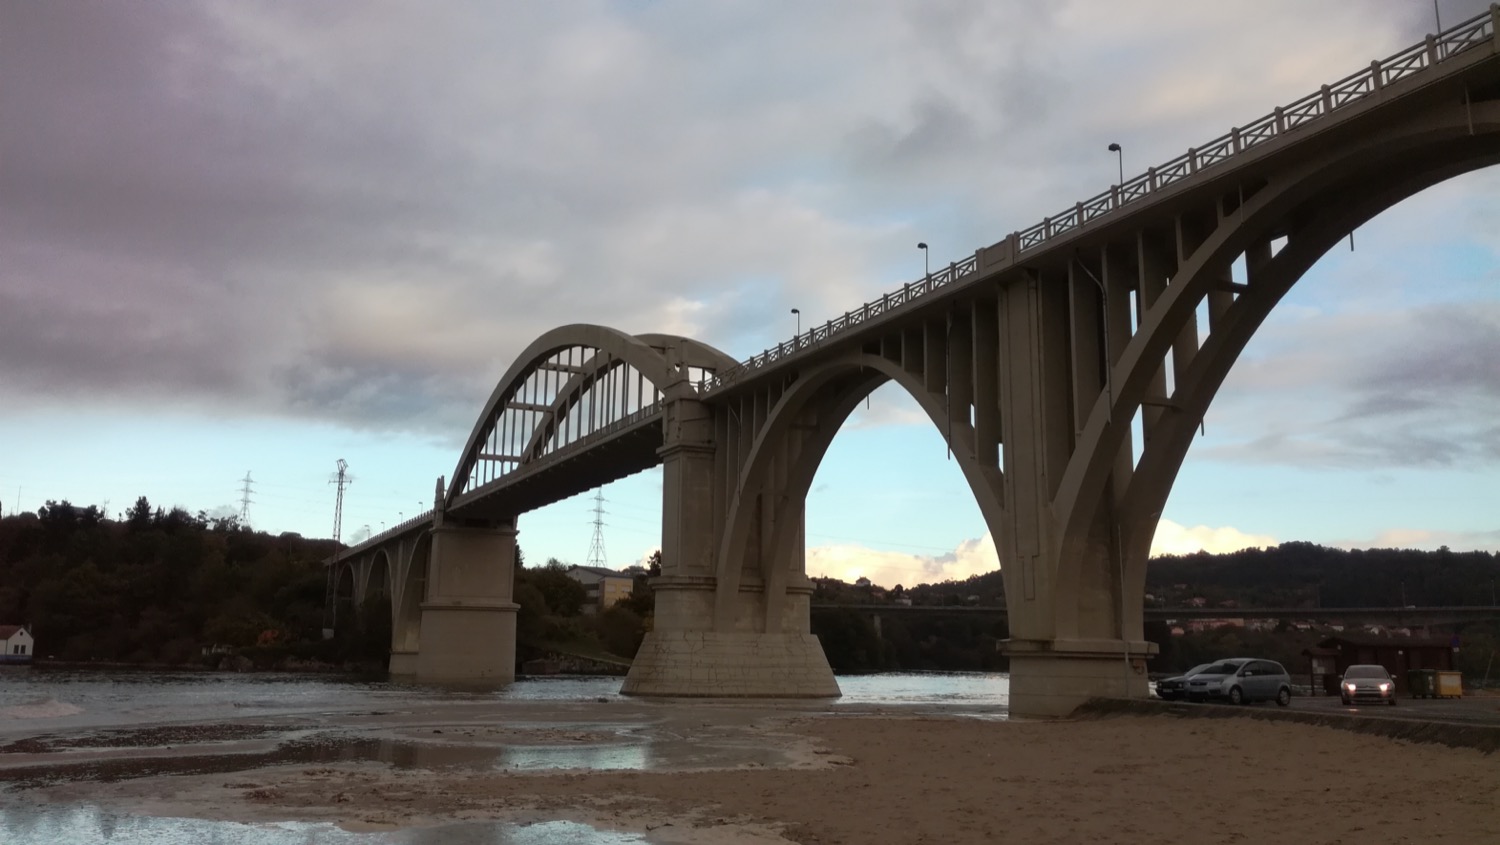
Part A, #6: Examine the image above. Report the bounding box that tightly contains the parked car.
[1185,658,1292,706]
[1339,664,1397,706]
[1155,663,1214,701]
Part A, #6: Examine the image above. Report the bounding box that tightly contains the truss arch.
[446,325,734,510]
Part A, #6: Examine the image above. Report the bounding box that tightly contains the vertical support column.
[998,268,1153,719]
[415,519,518,683]
[624,396,838,698]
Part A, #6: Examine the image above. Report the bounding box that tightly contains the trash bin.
[1407,668,1436,698]
[1435,670,1463,699]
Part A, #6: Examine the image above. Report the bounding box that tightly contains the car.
[1155,663,1214,701]
[1185,658,1292,706]
[1339,664,1397,706]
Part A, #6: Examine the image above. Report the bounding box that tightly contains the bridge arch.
[712,352,1009,631]
[445,325,735,510]
[1051,100,1500,637]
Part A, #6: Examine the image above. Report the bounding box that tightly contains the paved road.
[1286,692,1500,727]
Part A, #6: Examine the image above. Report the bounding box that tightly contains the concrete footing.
[621,631,841,698]
[388,649,419,676]
[1004,638,1155,718]
[415,600,518,682]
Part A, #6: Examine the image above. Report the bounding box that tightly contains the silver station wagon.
[1185,658,1292,706]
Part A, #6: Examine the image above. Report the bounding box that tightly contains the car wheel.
[1341,696,1351,706]
[1228,686,1244,705]
[1276,687,1291,707]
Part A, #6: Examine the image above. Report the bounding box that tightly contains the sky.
[2,1,1497,591]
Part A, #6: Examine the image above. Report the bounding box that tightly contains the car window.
[1267,662,1287,676]
[1200,663,1240,675]
[1251,661,1279,676]
[1344,665,1388,679]
[1184,663,1214,677]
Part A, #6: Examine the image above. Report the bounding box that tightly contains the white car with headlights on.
[1339,664,1397,706]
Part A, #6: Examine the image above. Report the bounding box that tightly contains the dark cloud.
[3,0,1495,452]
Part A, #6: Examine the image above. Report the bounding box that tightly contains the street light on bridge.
[791,307,800,336]
[1108,142,1124,186]
[917,242,929,281]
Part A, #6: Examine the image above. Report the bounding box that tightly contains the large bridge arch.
[711,353,1009,633]
[1050,100,1500,642]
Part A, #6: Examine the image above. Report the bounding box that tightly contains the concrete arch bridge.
[331,9,1500,718]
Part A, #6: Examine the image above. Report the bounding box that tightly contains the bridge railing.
[700,7,1497,395]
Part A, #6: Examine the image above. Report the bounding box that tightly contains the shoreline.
[4,697,1499,844]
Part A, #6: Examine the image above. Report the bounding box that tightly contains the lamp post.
[917,242,929,280]
[1108,143,1124,186]
[791,307,800,335]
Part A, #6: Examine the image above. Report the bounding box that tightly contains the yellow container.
[1435,670,1464,698]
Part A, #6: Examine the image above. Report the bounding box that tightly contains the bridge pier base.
[621,576,839,698]
[623,630,839,697]
[1004,638,1155,718]
[388,649,419,676]
[415,521,518,684]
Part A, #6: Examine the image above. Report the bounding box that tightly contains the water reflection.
[0,805,648,844]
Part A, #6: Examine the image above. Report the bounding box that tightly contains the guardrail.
[701,7,1498,395]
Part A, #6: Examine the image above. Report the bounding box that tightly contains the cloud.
[1150,520,1277,557]
[3,0,1495,453]
[807,532,998,588]
[1195,301,1500,469]
[1341,527,1500,554]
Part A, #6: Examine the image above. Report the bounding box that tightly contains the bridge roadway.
[329,9,1500,718]
[813,604,1500,627]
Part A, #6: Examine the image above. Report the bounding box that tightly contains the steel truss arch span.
[446,325,733,511]
[1050,99,1500,635]
[712,353,1009,631]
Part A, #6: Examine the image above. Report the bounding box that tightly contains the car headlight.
[1344,682,1357,692]
[1379,682,1391,692]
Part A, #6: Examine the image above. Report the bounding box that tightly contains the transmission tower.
[585,489,608,569]
[237,471,255,525]
[329,459,352,547]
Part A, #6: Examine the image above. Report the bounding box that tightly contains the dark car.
[1155,663,1214,701]
[1185,657,1293,706]
[1340,664,1397,706]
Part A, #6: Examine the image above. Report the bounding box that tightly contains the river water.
[0,668,1010,844]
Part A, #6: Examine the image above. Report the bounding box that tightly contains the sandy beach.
[9,697,1499,844]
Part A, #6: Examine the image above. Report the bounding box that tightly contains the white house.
[0,625,34,664]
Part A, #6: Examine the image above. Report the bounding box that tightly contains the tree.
[127,496,153,530]
[525,560,587,617]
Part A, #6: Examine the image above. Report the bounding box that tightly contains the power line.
[329,459,352,548]
[586,489,608,569]
[238,471,255,525]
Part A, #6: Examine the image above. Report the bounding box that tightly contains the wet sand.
[6,699,1499,844]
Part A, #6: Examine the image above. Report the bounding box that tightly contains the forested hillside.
[0,499,340,664]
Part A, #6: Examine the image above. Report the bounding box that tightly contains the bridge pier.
[1006,640,1152,717]
[622,398,839,698]
[415,520,519,683]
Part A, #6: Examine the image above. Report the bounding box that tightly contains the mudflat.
[9,699,1500,844]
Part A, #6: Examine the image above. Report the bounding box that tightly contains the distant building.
[0,625,34,664]
[1303,633,1456,695]
[564,566,635,614]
